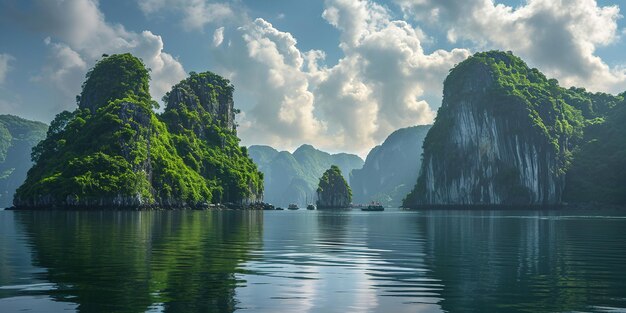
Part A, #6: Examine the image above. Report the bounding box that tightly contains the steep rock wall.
[161,72,263,204]
[405,51,583,206]
[351,125,431,206]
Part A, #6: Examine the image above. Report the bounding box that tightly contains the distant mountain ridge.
[248,144,363,207]
[0,115,48,208]
[350,125,431,207]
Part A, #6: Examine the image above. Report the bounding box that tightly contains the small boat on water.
[287,203,300,210]
[361,201,384,211]
[276,207,284,211]
[305,194,315,210]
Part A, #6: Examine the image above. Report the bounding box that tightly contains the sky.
[0,0,625,157]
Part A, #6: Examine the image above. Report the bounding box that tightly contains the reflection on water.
[420,211,626,312]
[3,210,262,313]
[0,209,625,312]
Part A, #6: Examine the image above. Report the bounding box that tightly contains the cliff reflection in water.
[416,210,626,312]
[14,210,263,313]
[4,209,626,313]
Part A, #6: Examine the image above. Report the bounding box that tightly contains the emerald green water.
[1,209,625,312]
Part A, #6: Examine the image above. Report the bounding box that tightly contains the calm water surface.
[1,209,625,312]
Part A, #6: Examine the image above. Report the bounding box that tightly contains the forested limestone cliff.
[404,51,622,207]
[14,54,262,209]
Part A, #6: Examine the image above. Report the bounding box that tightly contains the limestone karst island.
[13,54,263,209]
[2,1,626,312]
[6,51,624,210]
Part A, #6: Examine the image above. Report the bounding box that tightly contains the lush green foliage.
[317,165,352,208]
[78,53,156,111]
[15,54,261,208]
[161,71,262,203]
[163,71,234,106]
[0,115,47,207]
[0,115,47,146]
[18,99,211,205]
[427,51,586,156]
[564,97,626,204]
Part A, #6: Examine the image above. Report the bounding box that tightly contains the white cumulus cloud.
[214,18,326,149]
[138,0,237,31]
[214,0,470,155]
[23,0,186,112]
[32,42,88,112]
[213,27,225,47]
[396,0,626,93]
[0,53,15,85]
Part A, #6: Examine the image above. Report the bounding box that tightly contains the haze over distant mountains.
[350,125,431,207]
[249,125,433,208]
[0,115,48,208]
[248,144,363,207]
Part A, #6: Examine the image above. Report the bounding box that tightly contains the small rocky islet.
[247,144,363,209]
[316,165,352,209]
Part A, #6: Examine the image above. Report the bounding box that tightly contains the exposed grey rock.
[408,52,572,206]
[350,125,431,207]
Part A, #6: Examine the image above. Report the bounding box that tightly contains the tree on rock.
[316,165,351,209]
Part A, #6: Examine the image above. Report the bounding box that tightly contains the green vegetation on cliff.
[15,53,262,209]
[427,51,585,158]
[78,53,155,112]
[161,72,262,203]
[0,115,47,207]
[564,94,626,204]
[316,165,351,208]
[404,51,622,207]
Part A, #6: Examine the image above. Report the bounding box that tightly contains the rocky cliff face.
[351,125,431,206]
[405,51,585,206]
[317,165,351,208]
